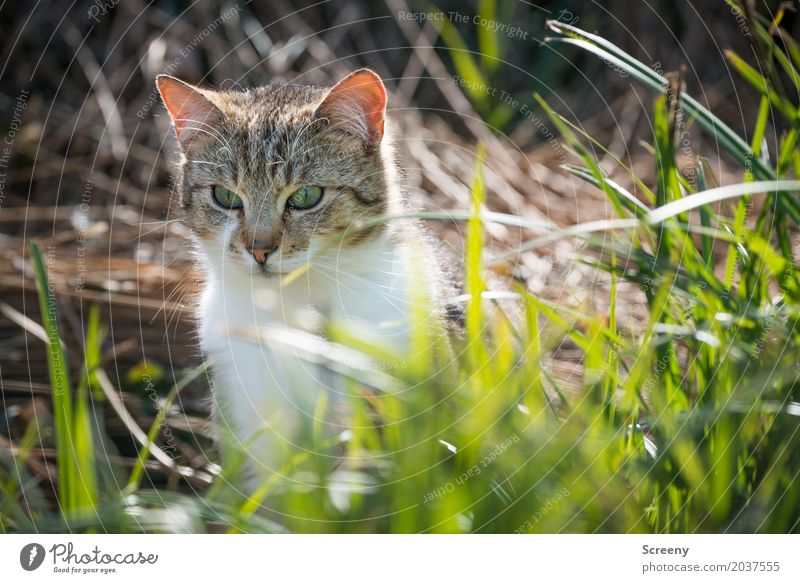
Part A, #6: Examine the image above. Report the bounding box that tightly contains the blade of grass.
[545,19,800,226]
[30,241,76,517]
[126,362,209,492]
[71,305,102,521]
[646,180,800,223]
[466,144,489,377]
[477,0,500,73]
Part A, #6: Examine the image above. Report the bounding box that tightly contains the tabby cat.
[157,69,457,486]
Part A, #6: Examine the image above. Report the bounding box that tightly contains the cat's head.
[157,69,393,275]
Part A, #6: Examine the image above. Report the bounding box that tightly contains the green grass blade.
[477,0,500,73]
[544,20,799,203]
[562,164,650,217]
[725,50,798,125]
[646,180,800,223]
[30,241,76,517]
[466,144,488,374]
[126,362,209,493]
[71,305,102,521]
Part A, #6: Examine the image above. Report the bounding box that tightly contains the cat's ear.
[156,75,221,148]
[315,69,387,148]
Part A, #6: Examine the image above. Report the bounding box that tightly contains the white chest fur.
[196,234,418,481]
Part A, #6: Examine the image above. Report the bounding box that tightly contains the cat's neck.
[198,229,417,343]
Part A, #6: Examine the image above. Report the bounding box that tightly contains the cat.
[156,69,458,487]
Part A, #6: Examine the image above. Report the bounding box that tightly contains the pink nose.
[247,246,272,265]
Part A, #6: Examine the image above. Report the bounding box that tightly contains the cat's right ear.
[156,75,221,149]
[315,69,387,149]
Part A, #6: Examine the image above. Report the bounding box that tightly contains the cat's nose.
[246,245,273,265]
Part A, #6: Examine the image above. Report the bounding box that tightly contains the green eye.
[286,186,323,210]
[211,185,243,210]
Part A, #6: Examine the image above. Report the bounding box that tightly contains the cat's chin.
[244,263,283,278]
[245,261,305,279]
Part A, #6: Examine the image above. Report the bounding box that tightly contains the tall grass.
[30,242,99,524]
[2,1,799,533]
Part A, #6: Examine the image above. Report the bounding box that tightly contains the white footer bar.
[1,534,797,581]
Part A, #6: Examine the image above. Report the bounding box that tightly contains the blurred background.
[0,0,795,499]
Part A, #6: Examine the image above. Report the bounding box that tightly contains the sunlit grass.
[2,2,800,533]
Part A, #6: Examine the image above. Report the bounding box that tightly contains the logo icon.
[20,543,46,571]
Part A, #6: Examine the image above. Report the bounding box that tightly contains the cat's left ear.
[156,75,222,149]
[315,69,387,148]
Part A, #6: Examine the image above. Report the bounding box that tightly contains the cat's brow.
[177,119,234,155]
[288,116,325,163]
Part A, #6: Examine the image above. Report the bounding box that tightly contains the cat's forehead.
[215,83,328,128]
